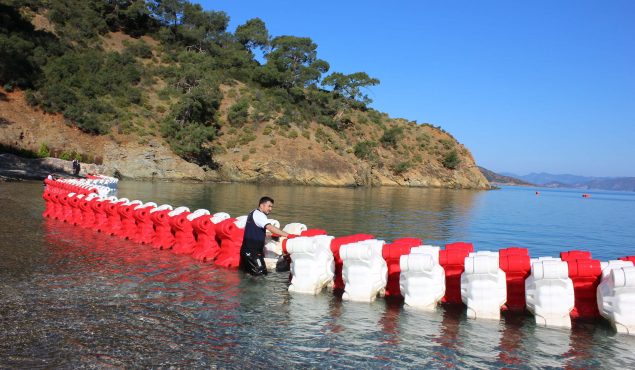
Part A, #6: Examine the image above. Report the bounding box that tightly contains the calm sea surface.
[1,181,634,368]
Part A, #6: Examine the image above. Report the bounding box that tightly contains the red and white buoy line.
[41,178,635,336]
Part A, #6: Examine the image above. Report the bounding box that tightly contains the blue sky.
[199,1,635,177]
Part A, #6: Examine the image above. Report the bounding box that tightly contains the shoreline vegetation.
[0,0,490,189]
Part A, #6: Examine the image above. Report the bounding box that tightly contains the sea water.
[1,181,634,368]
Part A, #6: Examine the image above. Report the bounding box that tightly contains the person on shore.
[72,159,80,176]
[240,196,291,276]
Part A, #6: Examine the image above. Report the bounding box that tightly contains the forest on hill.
[0,0,489,188]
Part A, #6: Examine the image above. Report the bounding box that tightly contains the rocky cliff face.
[0,88,490,189]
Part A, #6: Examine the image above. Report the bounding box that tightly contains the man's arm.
[266,224,291,238]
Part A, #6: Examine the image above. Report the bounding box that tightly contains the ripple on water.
[1,182,635,367]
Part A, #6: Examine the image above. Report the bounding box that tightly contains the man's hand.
[266,223,291,238]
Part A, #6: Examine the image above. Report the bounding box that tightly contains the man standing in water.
[240,196,291,276]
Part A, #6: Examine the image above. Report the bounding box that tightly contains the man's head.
[258,196,274,215]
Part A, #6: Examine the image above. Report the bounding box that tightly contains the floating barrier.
[382,238,422,298]
[214,217,244,268]
[525,257,575,328]
[330,234,374,292]
[561,251,602,318]
[40,181,635,336]
[131,202,158,244]
[499,247,531,310]
[341,239,387,302]
[399,245,445,310]
[439,242,474,304]
[287,235,335,294]
[191,212,220,262]
[102,197,126,234]
[461,251,507,320]
[169,207,195,255]
[597,260,635,334]
[150,204,175,249]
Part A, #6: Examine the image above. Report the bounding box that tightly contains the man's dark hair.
[259,196,274,205]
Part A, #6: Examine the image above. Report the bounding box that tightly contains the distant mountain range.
[497,171,635,192]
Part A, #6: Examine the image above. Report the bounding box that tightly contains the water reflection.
[530,325,572,367]
[2,181,635,368]
[118,182,482,245]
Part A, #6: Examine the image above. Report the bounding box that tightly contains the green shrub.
[439,139,453,150]
[442,150,460,169]
[59,150,72,160]
[238,131,256,145]
[276,113,291,127]
[288,129,298,138]
[263,125,273,135]
[380,126,403,148]
[37,143,50,158]
[353,140,377,159]
[124,42,153,59]
[228,99,249,126]
[242,154,249,161]
[394,161,411,175]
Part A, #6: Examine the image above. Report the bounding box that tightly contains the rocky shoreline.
[0,153,103,182]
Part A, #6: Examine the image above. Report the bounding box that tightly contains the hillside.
[0,1,489,189]
[478,167,533,186]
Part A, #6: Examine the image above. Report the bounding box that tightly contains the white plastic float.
[283,222,307,235]
[149,204,173,214]
[234,215,248,228]
[211,212,230,224]
[399,245,445,310]
[525,257,575,328]
[340,239,387,302]
[597,260,635,335]
[461,251,507,320]
[263,219,281,269]
[287,235,336,294]
[186,208,211,221]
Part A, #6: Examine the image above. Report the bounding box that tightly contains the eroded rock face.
[101,139,210,181]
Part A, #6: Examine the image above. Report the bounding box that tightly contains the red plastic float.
[116,200,142,238]
[382,238,423,297]
[214,218,244,268]
[103,198,126,235]
[150,206,175,250]
[560,250,592,262]
[171,210,198,255]
[560,250,601,318]
[619,256,635,264]
[68,194,84,226]
[131,203,157,244]
[78,194,97,228]
[499,247,531,310]
[90,198,109,232]
[439,242,474,304]
[191,215,220,262]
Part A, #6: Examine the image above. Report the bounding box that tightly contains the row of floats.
[42,177,635,336]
